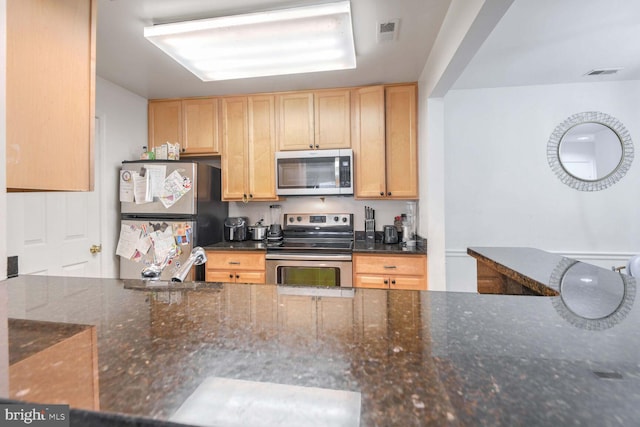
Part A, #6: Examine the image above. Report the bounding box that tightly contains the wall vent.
[585,68,622,76]
[377,19,399,42]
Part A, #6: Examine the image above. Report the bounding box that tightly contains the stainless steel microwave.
[275,149,353,196]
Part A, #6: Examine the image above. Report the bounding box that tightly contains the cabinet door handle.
[249,194,253,199]
[229,274,233,278]
[383,279,388,285]
[379,192,384,196]
[391,280,396,285]
[309,144,314,149]
[387,192,392,196]
[383,265,397,269]
[315,144,319,149]
[236,274,240,279]
[229,261,241,265]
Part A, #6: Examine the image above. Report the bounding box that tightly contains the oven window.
[278,266,340,287]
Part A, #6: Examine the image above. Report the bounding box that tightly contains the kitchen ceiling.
[96,0,451,99]
[98,0,640,99]
[453,0,640,90]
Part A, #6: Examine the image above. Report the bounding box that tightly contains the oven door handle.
[265,253,352,261]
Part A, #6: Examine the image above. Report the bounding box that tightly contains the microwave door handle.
[335,157,340,188]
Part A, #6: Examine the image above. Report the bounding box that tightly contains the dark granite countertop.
[1,270,639,426]
[204,241,267,251]
[206,238,427,255]
[353,240,427,255]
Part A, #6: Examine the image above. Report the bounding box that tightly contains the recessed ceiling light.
[144,1,357,81]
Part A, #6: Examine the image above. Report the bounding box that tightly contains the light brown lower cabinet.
[353,253,427,290]
[205,251,266,284]
[278,294,354,340]
[9,319,99,410]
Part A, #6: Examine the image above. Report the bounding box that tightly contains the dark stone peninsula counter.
[1,272,639,426]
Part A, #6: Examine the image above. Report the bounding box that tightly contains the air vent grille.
[377,19,399,42]
[585,68,622,76]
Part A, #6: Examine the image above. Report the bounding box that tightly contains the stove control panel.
[284,213,353,228]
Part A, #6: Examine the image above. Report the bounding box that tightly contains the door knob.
[89,244,102,254]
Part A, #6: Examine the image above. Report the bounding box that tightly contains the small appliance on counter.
[383,225,399,244]
[267,204,283,245]
[249,220,268,241]
[224,217,249,241]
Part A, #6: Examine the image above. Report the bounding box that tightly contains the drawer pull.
[383,265,397,269]
[229,261,241,265]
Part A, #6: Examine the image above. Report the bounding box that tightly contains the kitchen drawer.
[206,269,265,284]
[206,251,265,271]
[353,254,426,276]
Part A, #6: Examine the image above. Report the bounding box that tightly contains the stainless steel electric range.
[266,213,354,287]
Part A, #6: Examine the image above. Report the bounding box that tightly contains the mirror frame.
[550,257,636,330]
[547,111,634,191]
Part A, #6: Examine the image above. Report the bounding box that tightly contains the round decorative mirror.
[550,257,636,330]
[547,112,634,191]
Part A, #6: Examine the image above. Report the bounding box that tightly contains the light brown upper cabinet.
[182,98,220,155]
[221,96,278,202]
[277,89,351,151]
[7,0,97,191]
[148,98,221,156]
[353,84,418,199]
[148,100,182,151]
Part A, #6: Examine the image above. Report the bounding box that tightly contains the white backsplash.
[228,197,416,232]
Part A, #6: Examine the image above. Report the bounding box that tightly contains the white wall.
[444,80,640,291]
[95,77,149,278]
[418,0,514,291]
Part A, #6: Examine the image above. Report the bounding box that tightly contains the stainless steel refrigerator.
[118,160,227,281]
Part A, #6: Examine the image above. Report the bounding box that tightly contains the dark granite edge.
[466,248,559,296]
[203,242,267,251]
[123,280,224,291]
[352,242,427,255]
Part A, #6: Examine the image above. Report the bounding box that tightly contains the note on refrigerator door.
[150,225,177,261]
[136,234,152,255]
[145,164,167,198]
[159,170,191,208]
[116,225,141,259]
[133,171,152,204]
[119,170,134,202]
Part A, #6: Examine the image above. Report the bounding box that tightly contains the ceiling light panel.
[144,1,356,81]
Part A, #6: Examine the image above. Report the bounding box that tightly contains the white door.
[6,118,103,277]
